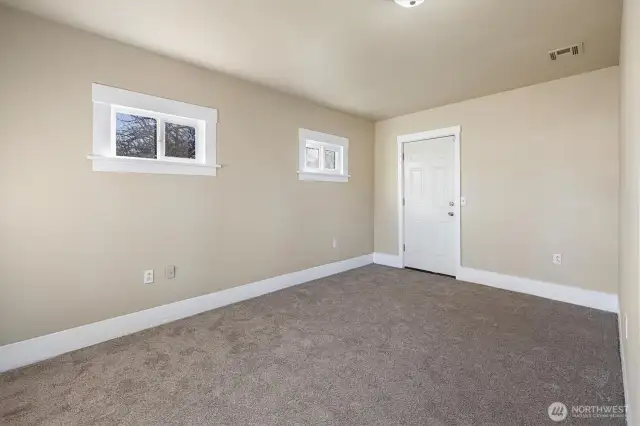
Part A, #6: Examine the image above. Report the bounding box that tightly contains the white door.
[403,136,456,275]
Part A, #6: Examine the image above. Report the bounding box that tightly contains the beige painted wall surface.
[375,67,619,294]
[0,7,374,345]
[619,0,639,420]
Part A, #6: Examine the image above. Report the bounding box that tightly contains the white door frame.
[397,126,462,277]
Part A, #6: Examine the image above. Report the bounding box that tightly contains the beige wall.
[0,7,374,346]
[376,67,620,294]
[619,0,639,420]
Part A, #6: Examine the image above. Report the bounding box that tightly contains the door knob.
[448,212,454,216]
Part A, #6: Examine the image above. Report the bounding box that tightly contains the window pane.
[165,122,196,159]
[306,147,320,169]
[324,149,337,170]
[116,113,157,158]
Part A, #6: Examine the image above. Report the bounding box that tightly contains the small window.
[115,113,158,159]
[298,128,349,182]
[324,148,337,170]
[90,84,218,176]
[306,147,320,169]
[165,122,196,160]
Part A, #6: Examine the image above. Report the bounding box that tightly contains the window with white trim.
[298,128,349,182]
[90,84,218,176]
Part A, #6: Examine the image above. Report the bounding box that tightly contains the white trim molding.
[87,155,222,176]
[373,253,403,268]
[457,267,619,313]
[298,171,351,183]
[0,254,373,373]
[91,83,219,176]
[397,126,462,274]
[370,258,618,313]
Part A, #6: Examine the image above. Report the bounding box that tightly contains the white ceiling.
[1,0,622,120]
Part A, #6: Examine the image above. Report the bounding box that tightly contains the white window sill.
[88,155,221,176]
[298,171,350,183]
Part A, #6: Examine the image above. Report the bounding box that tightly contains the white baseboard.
[373,252,403,268]
[457,267,619,313]
[0,254,373,373]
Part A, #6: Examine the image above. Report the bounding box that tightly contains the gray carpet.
[0,265,625,425]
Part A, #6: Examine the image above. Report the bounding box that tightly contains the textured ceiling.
[1,0,622,119]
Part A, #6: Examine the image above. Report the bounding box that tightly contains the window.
[298,128,349,182]
[90,84,218,176]
[115,112,157,159]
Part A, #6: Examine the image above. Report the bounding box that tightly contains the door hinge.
[402,198,406,206]
[402,153,405,161]
[403,244,406,252]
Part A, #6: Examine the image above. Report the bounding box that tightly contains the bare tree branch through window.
[165,123,196,159]
[116,113,157,158]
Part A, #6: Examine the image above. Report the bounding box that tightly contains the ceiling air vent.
[549,43,584,61]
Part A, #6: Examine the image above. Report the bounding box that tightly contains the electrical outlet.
[460,197,466,206]
[165,265,176,280]
[144,270,154,284]
[553,254,562,265]
[332,238,338,249]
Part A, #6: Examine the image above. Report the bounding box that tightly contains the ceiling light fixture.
[394,0,425,8]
